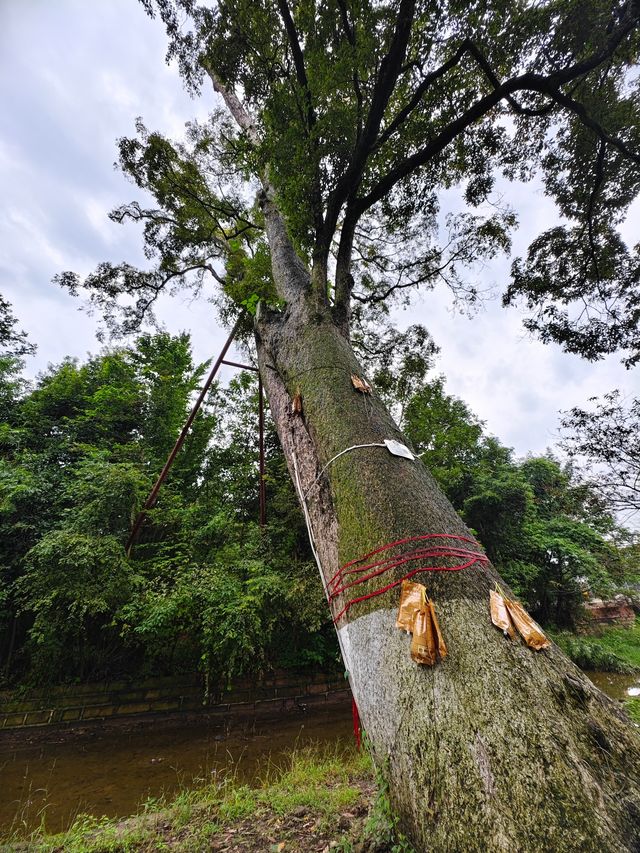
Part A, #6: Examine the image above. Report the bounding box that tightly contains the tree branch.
[357,1,639,211]
[322,0,416,247]
[333,210,358,324]
[548,88,640,165]
[357,54,640,217]
[204,65,311,305]
[204,65,260,146]
[337,0,364,138]
[276,0,326,297]
[276,0,316,132]
[374,39,477,151]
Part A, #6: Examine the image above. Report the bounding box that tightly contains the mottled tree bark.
[253,266,640,852]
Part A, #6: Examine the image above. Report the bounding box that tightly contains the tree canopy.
[56,0,640,366]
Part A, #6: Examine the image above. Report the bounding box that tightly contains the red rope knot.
[328,533,489,624]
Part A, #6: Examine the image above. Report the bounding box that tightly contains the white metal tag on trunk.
[384,439,415,460]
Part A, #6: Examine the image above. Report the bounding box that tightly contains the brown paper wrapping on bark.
[410,600,447,665]
[291,388,303,415]
[410,606,437,665]
[504,597,550,651]
[351,373,372,393]
[490,589,517,640]
[427,599,447,660]
[396,580,426,631]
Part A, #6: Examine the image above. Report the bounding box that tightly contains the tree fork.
[255,307,640,853]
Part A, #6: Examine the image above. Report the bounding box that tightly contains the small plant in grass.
[217,784,257,822]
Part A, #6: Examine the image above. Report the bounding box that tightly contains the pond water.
[584,670,640,700]
[2,670,639,839]
[0,705,353,837]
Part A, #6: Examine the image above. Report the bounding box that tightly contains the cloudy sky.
[0,0,637,461]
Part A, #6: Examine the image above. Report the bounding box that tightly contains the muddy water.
[0,705,353,836]
[2,671,638,839]
[585,670,640,700]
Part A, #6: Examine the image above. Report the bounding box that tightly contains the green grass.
[626,697,640,724]
[551,618,640,673]
[257,748,365,817]
[591,619,640,670]
[2,745,373,853]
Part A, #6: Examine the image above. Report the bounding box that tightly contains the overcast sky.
[0,0,637,462]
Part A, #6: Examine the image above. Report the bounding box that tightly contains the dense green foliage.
[0,332,334,688]
[552,623,640,673]
[0,317,636,688]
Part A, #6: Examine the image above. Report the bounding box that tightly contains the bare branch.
[548,88,640,165]
[276,0,316,131]
[203,66,260,146]
[337,0,363,137]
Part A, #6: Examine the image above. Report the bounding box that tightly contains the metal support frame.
[258,374,266,527]
[126,317,261,554]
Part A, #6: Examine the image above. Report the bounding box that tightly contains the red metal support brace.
[221,359,259,372]
[126,317,243,555]
[258,374,266,528]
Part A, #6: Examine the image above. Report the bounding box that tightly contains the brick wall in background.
[0,670,350,730]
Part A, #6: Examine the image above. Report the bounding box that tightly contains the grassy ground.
[551,617,640,674]
[5,622,638,852]
[0,745,411,853]
[627,699,640,724]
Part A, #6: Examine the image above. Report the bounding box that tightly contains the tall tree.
[59,1,640,849]
[560,392,640,522]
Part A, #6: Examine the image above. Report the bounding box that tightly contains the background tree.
[0,334,335,686]
[55,1,640,849]
[0,294,35,360]
[401,374,624,624]
[1,322,628,685]
[560,391,640,521]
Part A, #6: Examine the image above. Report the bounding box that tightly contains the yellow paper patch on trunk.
[396,580,426,632]
[490,589,517,640]
[504,598,550,651]
[410,606,437,665]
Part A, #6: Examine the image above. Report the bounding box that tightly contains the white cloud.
[0,0,636,470]
[82,195,119,247]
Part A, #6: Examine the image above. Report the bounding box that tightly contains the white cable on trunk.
[303,442,387,498]
[290,444,349,667]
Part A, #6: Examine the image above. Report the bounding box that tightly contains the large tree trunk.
[254,301,640,852]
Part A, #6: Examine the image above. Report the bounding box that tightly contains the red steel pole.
[126,317,243,555]
[258,373,266,528]
[221,359,259,372]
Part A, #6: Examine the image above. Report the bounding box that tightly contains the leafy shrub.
[552,632,636,673]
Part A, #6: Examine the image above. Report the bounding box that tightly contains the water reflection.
[585,670,640,701]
